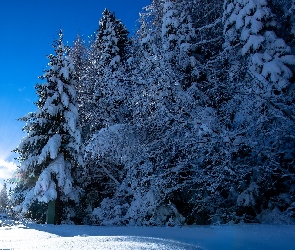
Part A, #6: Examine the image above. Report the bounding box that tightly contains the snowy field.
[0,222,295,250]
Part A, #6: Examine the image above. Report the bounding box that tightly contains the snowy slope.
[0,223,295,250]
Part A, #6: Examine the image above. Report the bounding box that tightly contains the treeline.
[10,0,295,225]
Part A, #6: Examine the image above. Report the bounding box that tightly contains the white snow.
[60,66,69,80]
[242,35,265,55]
[0,223,295,249]
[38,134,62,164]
[33,154,73,204]
[61,92,69,107]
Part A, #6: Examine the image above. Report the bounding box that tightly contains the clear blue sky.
[0,0,150,187]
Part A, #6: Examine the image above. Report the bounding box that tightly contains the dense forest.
[7,0,295,225]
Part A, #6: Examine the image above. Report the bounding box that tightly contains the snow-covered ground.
[0,222,295,249]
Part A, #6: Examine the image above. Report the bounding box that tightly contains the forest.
[3,0,295,225]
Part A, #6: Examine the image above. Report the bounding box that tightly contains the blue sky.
[0,0,150,188]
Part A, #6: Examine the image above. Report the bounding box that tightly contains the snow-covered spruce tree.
[86,9,131,132]
[223,0,295,95]
[161,0,179,63]
[81,10,132,222]
[222,0,295,223]
[136,0,164,60]
[85,0,224,226]
[86,8,131,134]
[160,0,197,83]
[0,183,9,211]
[144,0,229,225]
[94,9,130,73]
[70,35,87,83]
[147,0,200,90]
[12,31,83,224]
[83,1,181,226]
[177,1,200,87]
[69,35,94,143]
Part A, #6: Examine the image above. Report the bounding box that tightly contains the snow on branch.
[38,134,61,164]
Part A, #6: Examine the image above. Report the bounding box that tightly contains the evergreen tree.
[79,0,295,226]
[87,0,220,226]
[162,0,179,62]
[69,35,94,143]
[81,9,132,221]
[12,31,82,224]
[8,1,294,226]
[86,9,131,132]
[0,183,9,211]
[223,0,295,94]
[220,0,295,222]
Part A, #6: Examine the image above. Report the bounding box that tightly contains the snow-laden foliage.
[0,183,9,211]
[80,9,132,138]
[12,1,295,226]
[12,31,83,224]
[75,0,295,225]
[224,0,295,94]
[221,0,295,224]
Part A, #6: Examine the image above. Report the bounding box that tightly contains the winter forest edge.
[2,0,295,226]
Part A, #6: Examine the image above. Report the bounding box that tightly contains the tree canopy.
[11,1,295,225]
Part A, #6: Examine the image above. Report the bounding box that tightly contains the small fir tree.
[0,183,9,211]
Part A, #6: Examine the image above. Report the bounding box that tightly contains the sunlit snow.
[0,222,295,250]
